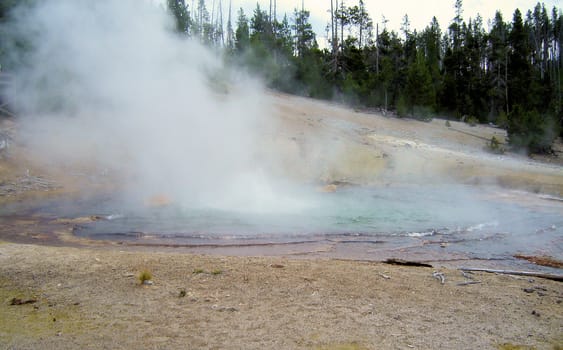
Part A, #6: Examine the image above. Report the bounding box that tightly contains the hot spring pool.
[6,184,560,264]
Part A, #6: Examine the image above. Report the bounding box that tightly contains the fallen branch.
[460,268,563,282]
[378,272,391,279]
[10,298,37,305]
[383,258,432,268]
[457,281,481,286]
[432,271,445,284]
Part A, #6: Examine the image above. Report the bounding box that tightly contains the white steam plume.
[4,0,309,213]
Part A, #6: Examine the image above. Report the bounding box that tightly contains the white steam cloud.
[5,0,307,213]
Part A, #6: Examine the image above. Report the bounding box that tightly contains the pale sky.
[232,0,562,46]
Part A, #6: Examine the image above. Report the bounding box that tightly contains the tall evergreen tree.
[167,0,191,35]
[234,8,249,52]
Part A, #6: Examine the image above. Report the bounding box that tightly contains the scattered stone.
[142,280,154,286]
[531,310,540,317]
[217,306,238,312]
[270,264,285,269]
[523,288,535,293]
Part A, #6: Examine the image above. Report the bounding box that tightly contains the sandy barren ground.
[1,243,562,349]
[1,93,562,349]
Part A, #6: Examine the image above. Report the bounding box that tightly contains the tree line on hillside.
[1,0,562,154]
[167,0,563,154]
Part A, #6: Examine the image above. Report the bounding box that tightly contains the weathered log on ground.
[460,267,563,282]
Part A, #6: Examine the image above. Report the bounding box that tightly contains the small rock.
[218,306,238,312]
[523,288,535,293]
[532,310,540,317]
[142,280,154,286]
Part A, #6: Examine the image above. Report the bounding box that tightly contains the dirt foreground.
[1,243,562,349]
[1,92,563,349]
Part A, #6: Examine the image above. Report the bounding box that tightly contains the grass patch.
[192,268,205,274]
[211,269,223,275]
[0,279,85,343]
[138,269,153,284]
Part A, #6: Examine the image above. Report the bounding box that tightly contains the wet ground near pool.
[1,184,562,272]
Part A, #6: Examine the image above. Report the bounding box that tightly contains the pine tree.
[167,0,191,35]
[234,8,249,52]
[292,9,316,58]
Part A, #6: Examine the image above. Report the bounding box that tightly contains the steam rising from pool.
[3,0,307,213]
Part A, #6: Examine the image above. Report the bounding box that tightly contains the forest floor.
[0,92,562,349]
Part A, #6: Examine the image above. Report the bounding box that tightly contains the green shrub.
[412,105,434,121]
[507,106,558,154]
[465,116,479,127]
[496,110,508,128]
[488,136,505,154]
[396,95,408,117]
